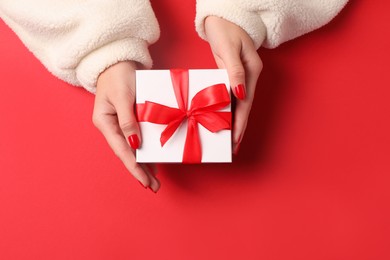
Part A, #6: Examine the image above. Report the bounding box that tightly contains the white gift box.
[136,69,232,163]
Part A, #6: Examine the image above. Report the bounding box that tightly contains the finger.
[232,100,249,153]
[93,111,152,187]
[214,51,247,152]
[145,163,158,175]
[104,62,142,150]
[232,48,263,153]
[115,93,142,150]
[216,48,247,101]
[141,164,160,193]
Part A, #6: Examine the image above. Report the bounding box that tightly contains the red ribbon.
[136,69,231,163]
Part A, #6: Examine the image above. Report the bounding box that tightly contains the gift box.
[136,69,232,163]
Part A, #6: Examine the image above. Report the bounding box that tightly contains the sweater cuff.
[195,0,267,49]
[75,37,152,93]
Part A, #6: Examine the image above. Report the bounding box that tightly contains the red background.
[1,1,389,259]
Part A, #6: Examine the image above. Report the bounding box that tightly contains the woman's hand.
[93,61,160,192]
[205,16,263,154]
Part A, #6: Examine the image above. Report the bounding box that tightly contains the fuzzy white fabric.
[0,0,159,93]
[196,0,349,49]
[0,0,348,93]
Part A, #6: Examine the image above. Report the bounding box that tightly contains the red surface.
[1,1,389,259]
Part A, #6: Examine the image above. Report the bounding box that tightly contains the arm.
[0,0,160,93]
[196,0,348,153]
[196,0,349,49]
[1,0,161,191]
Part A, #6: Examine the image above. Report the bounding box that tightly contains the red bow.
[136,69,231,163]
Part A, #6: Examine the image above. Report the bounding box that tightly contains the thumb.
[116,95,142,150]
[220,52,246,101]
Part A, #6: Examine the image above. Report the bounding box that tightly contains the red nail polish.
[128,134,140,149]
[234,84,246,100]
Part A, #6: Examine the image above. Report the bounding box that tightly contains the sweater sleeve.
[195,0,348,49]
[0,0,160,93]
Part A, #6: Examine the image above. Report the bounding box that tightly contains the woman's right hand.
[93,61,160,193]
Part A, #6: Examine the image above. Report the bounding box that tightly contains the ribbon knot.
[137,69,231,163]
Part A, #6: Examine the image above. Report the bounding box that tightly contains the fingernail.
[138,181,147,189]
[148,186,157,193]
[128,134,140,149]
[234,84,246,100]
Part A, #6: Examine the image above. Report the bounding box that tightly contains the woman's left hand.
[205,16,263,154]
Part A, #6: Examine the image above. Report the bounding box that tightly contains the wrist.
[96,61,137,91]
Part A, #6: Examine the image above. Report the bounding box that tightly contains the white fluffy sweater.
[0,0,348,93]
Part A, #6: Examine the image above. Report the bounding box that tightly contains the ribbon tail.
[183,118,202,164]
[160,116,185,147]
